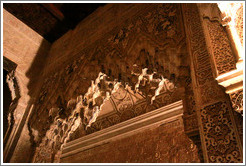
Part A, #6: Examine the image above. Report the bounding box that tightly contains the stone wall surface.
[3,8,50,97]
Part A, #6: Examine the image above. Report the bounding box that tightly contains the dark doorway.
[3,69,12,138]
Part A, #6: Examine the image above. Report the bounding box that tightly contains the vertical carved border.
[182,3,243,163]
[206,20,237,75]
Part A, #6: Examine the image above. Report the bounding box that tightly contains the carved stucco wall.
[183,3,243,163]
[4,3,242,163]
[216,3,244,117]
[28,4,201,163]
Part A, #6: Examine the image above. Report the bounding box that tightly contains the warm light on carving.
[218,2,241,26]
[217,2,244,62]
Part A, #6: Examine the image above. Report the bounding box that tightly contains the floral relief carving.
[184,76,196,115]
[109,4,184,49]
[229,90,243,115]
[207,21,237,75]
[29,4,191,163]
[142,4,183,40]
[33,144,53,163]
[200,101,242,163]
[183,4,243,163]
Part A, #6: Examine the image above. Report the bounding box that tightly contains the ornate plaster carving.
[182,3,214,86]
[200,101,242,162]
[183,3,243,163]
[206,21,237,75]
[29,4,191,163]
[229,90,243,115]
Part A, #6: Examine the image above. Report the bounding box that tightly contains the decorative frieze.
[182,3,214,86]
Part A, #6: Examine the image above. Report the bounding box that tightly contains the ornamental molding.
[216,68,243,94]
[61,100,183,159]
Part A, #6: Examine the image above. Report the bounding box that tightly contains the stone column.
[182,3,243,163]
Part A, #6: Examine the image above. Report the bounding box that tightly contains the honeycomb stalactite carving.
[29,4,191,163]
[207,21,237,75]
[32,67,180,162]
[200,101,242,163]
[229,90,243,115]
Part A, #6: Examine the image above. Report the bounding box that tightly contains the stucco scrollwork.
[200,101,242,163]
[207,21,237,75]
[229,90,243,115]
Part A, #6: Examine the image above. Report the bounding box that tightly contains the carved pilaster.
[197,3,243,117]
[182,3,243,163]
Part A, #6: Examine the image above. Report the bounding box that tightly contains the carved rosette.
[200,101,242,162]
[229,90,243,115]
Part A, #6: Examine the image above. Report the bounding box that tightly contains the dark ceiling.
[3,3,106,42]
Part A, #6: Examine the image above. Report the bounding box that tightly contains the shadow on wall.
[3,38,51,163]
[27,40,52,164]
[3,3,109,163]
